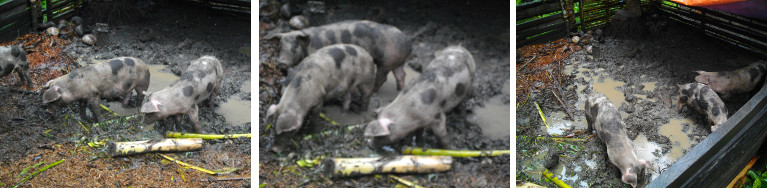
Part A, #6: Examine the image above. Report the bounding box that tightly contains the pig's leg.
[393,66,406,91]
[188,104,201,133]
[432,112,451,149]
[79,101,89,121]
[15,68,33,87]
[357,83,375,112]
[374,68,389,91]
[122,91,133,105]
[135,88,146,107]
[87,97,103,123]
[677,96,684,113]
[342,93,352,112]
[309,103,322,126]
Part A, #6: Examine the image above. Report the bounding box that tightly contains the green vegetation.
[745,165,767,188]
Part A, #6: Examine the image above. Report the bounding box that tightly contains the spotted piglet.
[677,83,728,131]
[695,61,767,99]
[364,46,476,149]
[140,56,223,133]
[585,92,647,188]
[266,20,411,91]
[267,44,376,152]
[0,45,34,87]
[42,57,150,123]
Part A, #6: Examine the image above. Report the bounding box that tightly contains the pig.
[695,61,767,99]
[42,57,150,123]
[677,83,728,131]
[265,20,412,91]
[267,44,376,151]
[585,92,647,188]
[140,56,223,133]
[364,46,476,148]
[0,45,34,87]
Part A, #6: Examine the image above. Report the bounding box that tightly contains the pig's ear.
[275,109,301,134]
[296,34,310,48]
[140,100,161,113]
[41,86,61,103]
[694,74,709,85]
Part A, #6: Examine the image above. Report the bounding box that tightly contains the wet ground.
[0,3,251,187]
[516,16,763,187]
[259,0,510,187]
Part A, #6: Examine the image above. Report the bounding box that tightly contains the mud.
[260,0,510,187]
[517,18,763,187]
[0,4,250,187]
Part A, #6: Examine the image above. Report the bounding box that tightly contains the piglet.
[0,45,34,87]
[267,44,376,152]
[677,83,728,131]
[42,57,150,123]
[140,56,223,133]
[364,46,476,149]
[695,61,767,99]
[586,92,647,188]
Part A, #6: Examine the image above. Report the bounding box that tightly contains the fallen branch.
[108,138,203,157]
[322,155,452,177]
[542,169,572,188]
[550,90,574,121]
[518,55,537,71]
[389,175,425,188]
[518,136,587,142]
[13,159,65,188]
[401,147,510,157]
[534,101,549,129]
[166,132,251,140]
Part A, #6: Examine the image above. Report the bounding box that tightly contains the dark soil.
[516,14,764,187]
[0,3,251,187]
[259,0,510,187]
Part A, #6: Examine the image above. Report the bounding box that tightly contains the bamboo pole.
[165,132,251,140]
[323,155,452,177]
[108,138,203,157]
[389,175,425,188]
[542,169,572,188]
[157,154,216,175]
[402,147,510,158]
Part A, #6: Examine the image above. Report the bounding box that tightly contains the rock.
[572,36,580,44]
[586,45,593,54]
[82,34,97,46]
[46,27,59,36]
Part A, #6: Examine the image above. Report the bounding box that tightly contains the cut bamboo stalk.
[319,113,338,125]
[165,132,251,140]
[108,138,203,157]
[534,101,549,128]
[323,155,452,177]
[200,176,251,182]
[727,155,758,188]
[402,147,511,157]
[157,154,216,175]
[543,169,572,188]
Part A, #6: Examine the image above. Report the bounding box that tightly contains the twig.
[389,175,425,188]
[550,90,574,121]
[200,176,251,182]
[13,159,65,188]
[402,147,511,157]
[166,132,251,140]
[534,101,549,129]
[518,55,537,71]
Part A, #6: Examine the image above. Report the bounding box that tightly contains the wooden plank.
[209,0,250,8]
[0,0,26,15]
[517,13,563,31]
[517,2,562,21]
[517,19,566,39]
[0,7,31,31]
[647,86,767,187]
[517,0,560,10]
[0,20,31,42]
[518,29,567,47]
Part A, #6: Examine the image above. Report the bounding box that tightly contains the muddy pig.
[677,83,728,131]
[42,57,150,123]
[265,20,411,91]
[695,61,767,99]
[0,45,33,87]
[585,92,647,188]
[364,46,475,148]
[267,44,376,151]
[140,56,222,133]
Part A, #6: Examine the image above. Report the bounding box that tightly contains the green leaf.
[259,183,266,188]
[750,170,758,180]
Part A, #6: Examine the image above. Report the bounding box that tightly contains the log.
[108,138,203,157]
[322,155,452,177]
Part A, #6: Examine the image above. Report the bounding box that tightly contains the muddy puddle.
[106,65,179,116]
[660,118,697,159]
[217,80,251,125]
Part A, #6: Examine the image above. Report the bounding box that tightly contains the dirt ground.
[259,0,510,187]
[0,3,251,187]
[516,13,764,187]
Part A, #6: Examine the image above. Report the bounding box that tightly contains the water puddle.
[472,95,510,139]
[217,96,251,125]
[519,149,549,180]
[593,77,626,107]
[641,81,658,92]
[545,111,587,135]
[633,133,669,181]
[147,65,180,93]
[659,118,696,160]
